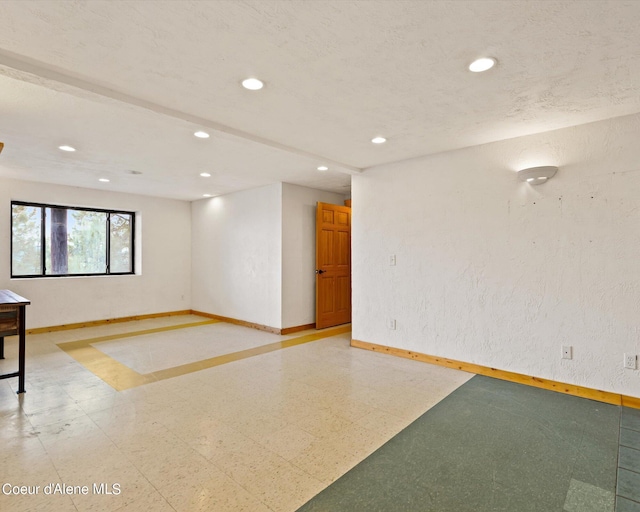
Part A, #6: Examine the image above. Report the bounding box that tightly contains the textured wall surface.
[0,177,192,328]
[191,183,282,328]
[353,113,640,396]
[281,183,345,328]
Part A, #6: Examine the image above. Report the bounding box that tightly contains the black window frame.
[10,200,136,278]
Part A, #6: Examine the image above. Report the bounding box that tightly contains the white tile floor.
[0,315,473,511]
[96,322,304,374]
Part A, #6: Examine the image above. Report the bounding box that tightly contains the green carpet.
[298,375,620,512]
[616,407,640,511]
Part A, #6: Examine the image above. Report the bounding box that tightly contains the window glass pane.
[11,204,42,276]
[11,202,133,277]
[44,212,50,273]
[69,210,107,274]
[45,208,107,275]
[44,208,67,275]
[110,213,132,273]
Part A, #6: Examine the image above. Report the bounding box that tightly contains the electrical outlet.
[387,319,396,330]
[389,254,396,266]
[624,354,637,370]
[562,346,572,360]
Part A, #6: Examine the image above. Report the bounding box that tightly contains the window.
[11,201,135,277]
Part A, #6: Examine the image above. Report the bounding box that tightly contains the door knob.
[315,269,326,274]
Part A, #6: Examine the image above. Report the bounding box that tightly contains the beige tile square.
[292,407,355,439]
[25,402,88,429]
[199,426,278,470]
[162,472,272,512]
[0,491,77,512]
[224,410,290,443]
[110,491,175,512]
[353,407,411,437]
[289,436,364,484]
[261,423,319,461]
[219,449,325,512]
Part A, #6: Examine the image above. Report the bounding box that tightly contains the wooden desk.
[0,290,30,394]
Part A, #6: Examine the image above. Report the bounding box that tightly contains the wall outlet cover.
[624,354,637,370]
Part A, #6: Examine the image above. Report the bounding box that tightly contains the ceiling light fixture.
[194,131,210,139]
[203,194,212,198]
[371,137,386,144]
[317,166,329,171]
[242,78,264,90]
[200,172,211,177]
[99,178,110,182]
[59,145,76,152]
[468,57,496,73]
[517,166,558,184]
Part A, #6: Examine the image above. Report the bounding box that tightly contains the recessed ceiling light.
[468,57,496,73]
[200,172,211,177]
[59,145,76,152]
[203,194,212,197]
[317,166,329,171]
[242,78,264,90]
[194,131,210,139]
[371,137,386,144]
[99,178,110,182]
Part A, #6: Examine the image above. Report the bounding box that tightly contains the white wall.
[281,183,345,328]
[0,177,191,328]
[353,113,640,397]
[191,183,282,328]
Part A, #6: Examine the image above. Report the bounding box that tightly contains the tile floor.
[0,315,472,511]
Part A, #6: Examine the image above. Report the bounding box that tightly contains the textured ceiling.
[1,0,640,200]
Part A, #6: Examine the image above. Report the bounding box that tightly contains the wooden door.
[316,202,351,329]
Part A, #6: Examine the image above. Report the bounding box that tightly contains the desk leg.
[0,336,4,359]
[17,306,25,394]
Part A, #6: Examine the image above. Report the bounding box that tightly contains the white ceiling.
[1,0,639,201]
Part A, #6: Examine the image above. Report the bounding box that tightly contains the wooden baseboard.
[190,311,315,335]
[25,307,315,337]
[27,310,193,335]
[190,310,282,334]
[622,395,640,409]
[351,339,640,410]
[281,323,315,335]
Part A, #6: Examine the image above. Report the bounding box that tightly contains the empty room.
[1,1,639,511]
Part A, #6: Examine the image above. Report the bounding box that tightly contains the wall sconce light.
[518,166,558,184]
